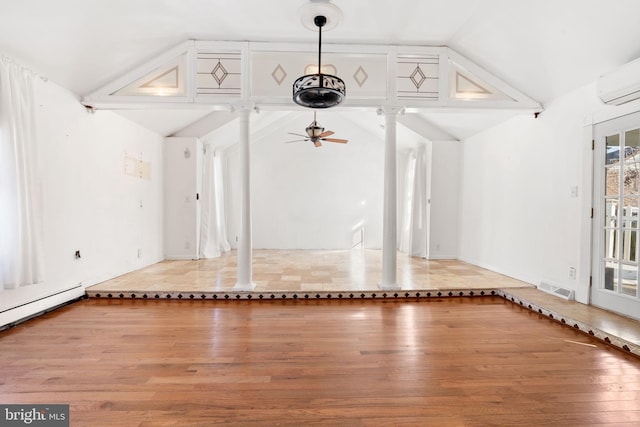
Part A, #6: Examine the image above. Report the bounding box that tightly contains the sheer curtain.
[399,143,428,258]
[199,144,230,258]
[0,56,44,290]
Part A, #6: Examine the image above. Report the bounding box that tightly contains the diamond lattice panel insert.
[353,66,369,87]
[251,51,387,100]
[112,54,187,97]
[271,64,288,85]
[196,51,241,98]
[397,55,439,100]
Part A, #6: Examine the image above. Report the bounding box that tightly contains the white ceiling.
[1,0,640,138]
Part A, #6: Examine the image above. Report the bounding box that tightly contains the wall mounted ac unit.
[598,57,640,105]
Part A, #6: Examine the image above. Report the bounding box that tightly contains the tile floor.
[88,249,533,292]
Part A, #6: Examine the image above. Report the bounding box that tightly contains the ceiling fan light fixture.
[284,111,348,148]
[306,119,325,137]
[293,12,345,109]
[293,74,345,108]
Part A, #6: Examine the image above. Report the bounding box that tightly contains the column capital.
[376,106,405,117]
[230,103,258,114]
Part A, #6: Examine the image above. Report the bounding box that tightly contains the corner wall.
[459,82,611,299]
[1,79,164,328]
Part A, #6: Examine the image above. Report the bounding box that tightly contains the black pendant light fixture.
[293,14,346,108]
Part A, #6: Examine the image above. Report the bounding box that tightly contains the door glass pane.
[606,168,620,196]
[624,129,640,196]
[606,134,621,196]
[622,198,638,226]
[605,199,618,226]
[606,134,620,165]
[621,228,637,263]
[620,264,638,297]
[625,129,640,154]
[623,166,640,195]
[604,227,617,259]
[604,260,619,291]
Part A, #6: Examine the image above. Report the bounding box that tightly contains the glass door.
[592,112,640,320]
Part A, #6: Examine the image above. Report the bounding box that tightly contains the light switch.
[570,186,578,198]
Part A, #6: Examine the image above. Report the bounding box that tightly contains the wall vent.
[538,281,575,301]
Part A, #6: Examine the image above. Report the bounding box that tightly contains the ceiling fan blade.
[288,132,308,138]
[322,138,348,144]
[314,140,322,147]
[317,130,334,138]
[284,139,308,144]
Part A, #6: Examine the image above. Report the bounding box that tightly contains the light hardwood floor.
[2,297,640,426]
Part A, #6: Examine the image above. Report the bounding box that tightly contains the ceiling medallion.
[293,13,345,109]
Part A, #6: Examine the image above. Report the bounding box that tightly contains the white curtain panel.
[199,144,231,258]
[399,144,428,258]
[0,57,44,290]
[409,144,428,258]
[398,151,416,254]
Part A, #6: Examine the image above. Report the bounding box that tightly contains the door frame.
[587,106,640,320]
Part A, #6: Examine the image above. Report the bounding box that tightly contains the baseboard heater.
[0,285,84,331]
[538,281,575,301]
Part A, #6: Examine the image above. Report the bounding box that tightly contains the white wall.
[164,137,201,259]
[429,140,461,259]
[251,111,384,249]
[396,122,461,260]
[459,82,607,297]
[208,110,461,253]
[214,111,386,250]
[1,79,164,328]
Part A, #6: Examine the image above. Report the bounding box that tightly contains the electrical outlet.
[569,267,576,279]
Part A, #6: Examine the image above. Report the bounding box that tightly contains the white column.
[380,107,400,290]
[234,106,255,291]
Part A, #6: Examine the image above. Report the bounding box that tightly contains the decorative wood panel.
[82,41,541,110]
[396,55,439,101]
[111,53,187,97]
[449,60,513,101]
[196,51,242,98]
[251,51,387,100]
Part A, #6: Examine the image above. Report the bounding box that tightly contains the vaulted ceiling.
[1,0,640,139]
